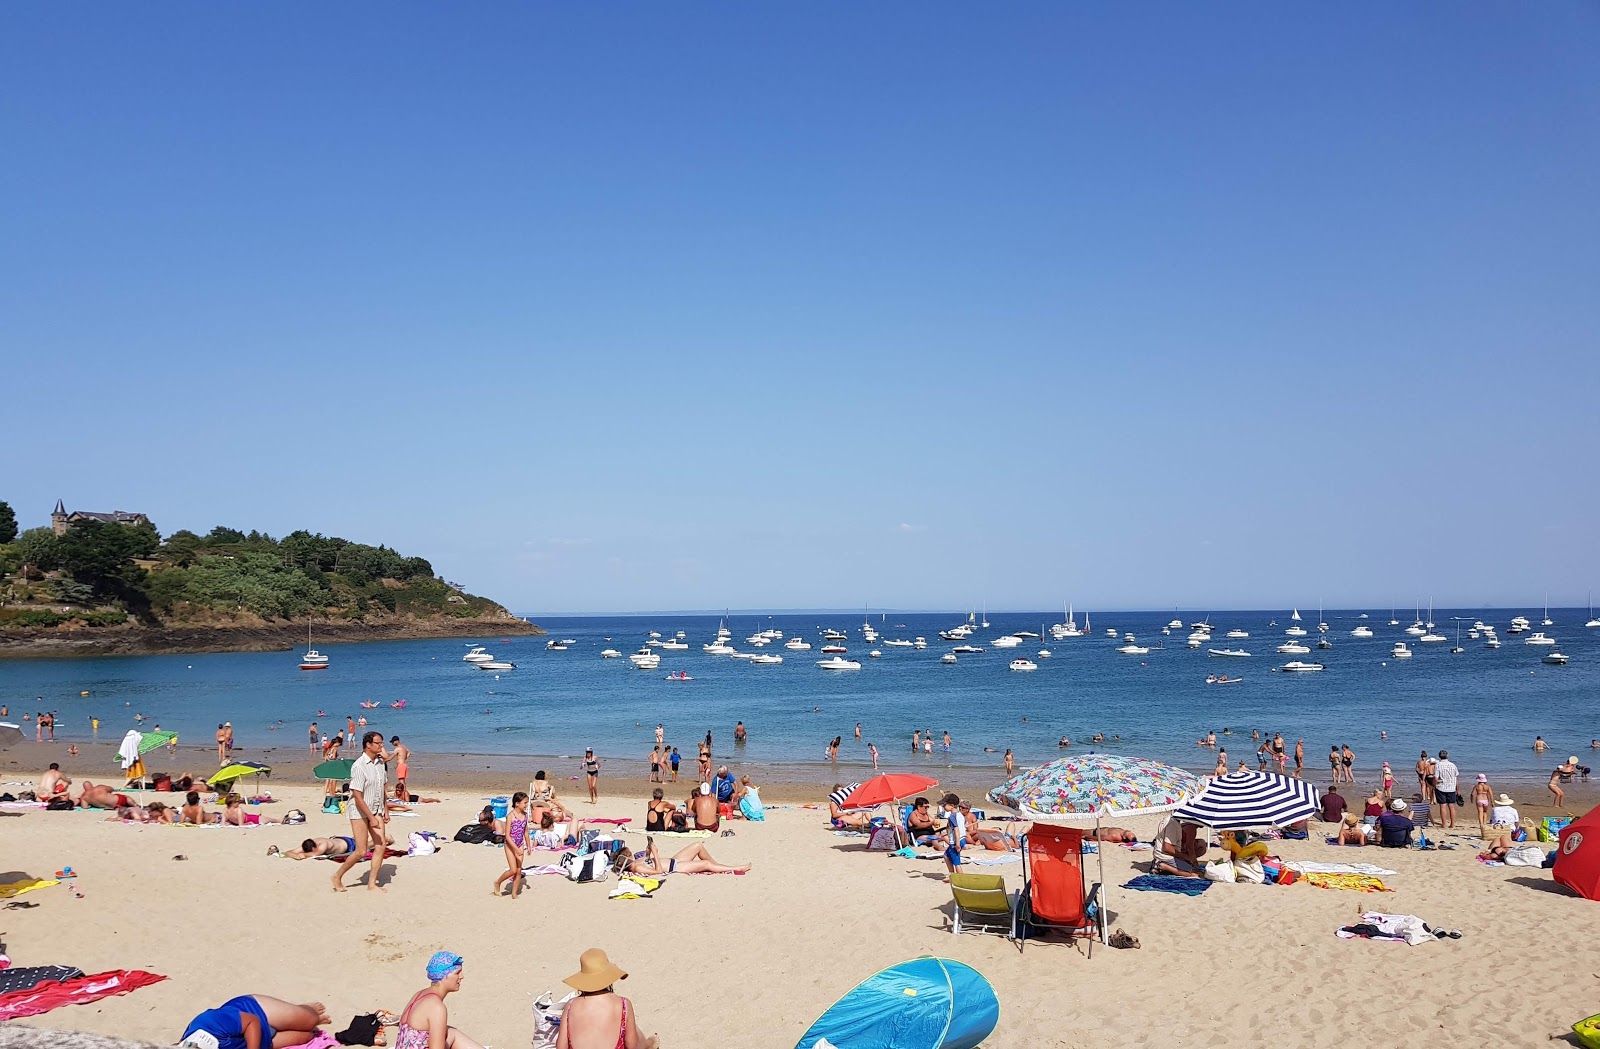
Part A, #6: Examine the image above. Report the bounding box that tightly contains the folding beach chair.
[948,873,1014,938]
[1015,825,1106,955]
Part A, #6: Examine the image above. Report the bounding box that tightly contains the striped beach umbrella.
[987,753,1202,821]
[828,783,862,809]
[1172,769,1320,830]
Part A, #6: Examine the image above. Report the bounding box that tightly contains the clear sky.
[4,5,1597,614]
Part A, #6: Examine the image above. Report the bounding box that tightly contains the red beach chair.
[1015,825,1105,955]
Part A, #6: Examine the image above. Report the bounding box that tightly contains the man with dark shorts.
[1432,750,1459,829]
[647,745,663,784]
[282,836,355,860]
[1293,739,1305,778]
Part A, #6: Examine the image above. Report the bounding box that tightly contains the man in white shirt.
[1433,750,1460,829]
[333,731,388,893]
[940,793,967,876]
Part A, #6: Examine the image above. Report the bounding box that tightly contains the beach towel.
[1287,861,1396,876]
[0,879,58,899]
[625,828,711,840]
[1303,873,1393,892]
[0,966,83,995]
[588,817,631,826]
[0,969,166,1020]
[608,877,660,900]
[523,863,569,876]
[969,854,1021,866]
[1336,912,1432,945]
[1123,875,1212,896]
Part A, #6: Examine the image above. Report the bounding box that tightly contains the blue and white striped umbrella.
[1173,770,1320,830]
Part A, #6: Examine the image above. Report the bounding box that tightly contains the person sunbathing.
[622,837,751,876]
[1479,834,1522,862]
[1336,813,1368,845]
[1088,827,1136,843]
[180,995,330,1049]
[106,800,172,824]
[279,836,357,860]
[959,805,1017,852]
[533,810,582,850]
[221,793,277,827]
[74,781,129,810]
[179,790,212,825]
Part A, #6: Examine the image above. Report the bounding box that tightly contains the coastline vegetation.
[0,499,509,628]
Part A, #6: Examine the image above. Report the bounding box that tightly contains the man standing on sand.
[1294,739,1305,778]
[647,745,663,784]
[309,722,319,754]
[390,736,411,801]
[333,732,388,893]
[1433,750,1460,829]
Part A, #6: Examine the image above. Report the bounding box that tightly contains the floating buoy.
[80,691,90,696]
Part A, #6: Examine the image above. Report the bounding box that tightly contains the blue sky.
[5,5,1597,614]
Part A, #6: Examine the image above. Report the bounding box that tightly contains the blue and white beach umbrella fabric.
[1172,770,1320,830]
[796,957,999,1049]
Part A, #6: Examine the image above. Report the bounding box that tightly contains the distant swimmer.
[1534,736,1547,753]
[1092,733,1105,744]
[1058,736,1071,748]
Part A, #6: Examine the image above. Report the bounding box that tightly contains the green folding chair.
[949,872,1015,938]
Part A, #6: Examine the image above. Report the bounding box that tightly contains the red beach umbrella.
[1554,804,1600,900]
[841,773,940,811]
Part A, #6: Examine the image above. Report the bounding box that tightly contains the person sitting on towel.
[1152,817,1206,878]
[1376,798,1415,847]
[689,782,719,832]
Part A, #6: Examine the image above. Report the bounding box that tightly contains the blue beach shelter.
[796,957,999,1049]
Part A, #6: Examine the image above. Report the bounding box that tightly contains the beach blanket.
[0,969,167,1020]
[523,864,569,876]
[622,828,711,839]
[1336,912,1432,945]
[1287,861,1396,876]
[0,802,46,810]
[1119,842,1153,851]
[969,854,1021,866]
[1123,875,1212,896]
[0,879,58,899]
[1303,873,1393,893]
[588,817,631,826]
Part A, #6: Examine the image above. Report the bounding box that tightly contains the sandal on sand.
[1109,929,1140,950]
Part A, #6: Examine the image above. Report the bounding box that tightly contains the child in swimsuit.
[493,792,529,899]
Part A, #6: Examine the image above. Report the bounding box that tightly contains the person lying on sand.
[1337,813,1369,846]
[1088,827,1136,843]
[278,836,357,860]
[74,781,129,810]
[107,801,174,824]
[534,810,582,849]
[180,994,330,1049]
[959,802,1018,851]
[620,838,751,877]
[221,793,278,827]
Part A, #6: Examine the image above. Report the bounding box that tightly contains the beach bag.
[322,797,344,815]
[868,825,904,851]
[1204,859,1237,883]
[454,823,495,845]
[283,809,307,825]
[532,990,577,1049]
[1540,816,1572,843]
[408,832,437,856]
[562,850,609,883]
[46,797,74,811]
[1234,857,1266,884]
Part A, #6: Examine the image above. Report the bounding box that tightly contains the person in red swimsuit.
[555,949,658,1049]
[395,951,485,1049]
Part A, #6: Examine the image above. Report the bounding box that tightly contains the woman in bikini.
[621,837,751,877]
[395,951,485,1049]
[583,750,601,804]
[555,948,658,1049]
[1469,774,1494,836]
[492,792,529,899]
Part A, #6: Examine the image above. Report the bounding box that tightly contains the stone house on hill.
[51,499,152,537]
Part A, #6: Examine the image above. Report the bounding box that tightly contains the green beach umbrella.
[210,761,272,792]
[137,730,178,755]
[313,759,354,781]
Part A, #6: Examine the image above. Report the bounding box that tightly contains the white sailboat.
[1543,594,1553,627]
[1587,591,1600,628]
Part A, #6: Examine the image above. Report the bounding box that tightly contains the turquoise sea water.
[3,609,1595,785]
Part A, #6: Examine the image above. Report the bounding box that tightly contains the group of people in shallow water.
[181,947,659,1049]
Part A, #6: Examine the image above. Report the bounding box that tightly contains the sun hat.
[1391,798,1409,812]
[426,951,464,982]
[1342,813,1359,825]
[1494,793,1515,806]
[1476,774,1487,782]
[563,948,627,993]
[699,782,711,795]
[1570,756,1580,765]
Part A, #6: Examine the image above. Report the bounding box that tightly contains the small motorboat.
[1276,661,1325,672]
[545,640,568,651]
[1009,658,1038,671]
[951,645,984,654]
[1542,651,1568,665]
[600,649,621,658]
[1037,648,1052,659]
[941,653,958,664]
[629,648,661,668]
[665,671,693,681]
[785,638,812,650]
[1277,641,1311,655]
[1391,642,1413,658]
[816,657,862,671]
[869,650,883,659]
[463,646,494,663]
[1208,648,1250,658]
[477,661,517,671]
[1226,629,1249,639]
[1350,626,1374,638]
[991,635,1021,648]
[1205,674,1243,685]
[1524,632,1557,646]
[820,644,848,654]
[750,653,783,665]
[1116,643,1149,655]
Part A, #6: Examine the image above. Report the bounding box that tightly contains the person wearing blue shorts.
[179,994,327,1049]
[940,793,967,875]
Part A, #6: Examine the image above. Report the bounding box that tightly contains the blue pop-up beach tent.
[795,956,999,1049]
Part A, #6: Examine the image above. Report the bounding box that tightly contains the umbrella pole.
[1096,815,1108,945]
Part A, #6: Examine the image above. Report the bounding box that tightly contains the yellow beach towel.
[0,878,60,899]
[1303,873,1392,893]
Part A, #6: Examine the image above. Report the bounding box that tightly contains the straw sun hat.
[564,948,628,993]
[1494,794,1516,807]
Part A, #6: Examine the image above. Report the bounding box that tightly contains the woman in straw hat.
[394,951,485,1049]
[556,949,658,1049]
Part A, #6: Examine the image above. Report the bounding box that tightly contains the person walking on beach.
[1341,744,1355,784]
[647,745,663,783]
[1470,773,1494,836]
[333,731,388,893]
[1417,751,1436,803]
[493,792,530,899]
[583,748,601,804]
[697,740,711,782]
[1434,750,1460,828]
[1294,739,1305,778]
[1004,748,1015,775]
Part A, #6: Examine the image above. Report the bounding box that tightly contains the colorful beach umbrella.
[313,759,355,781]
[210,761,272,790]
[136,730,178,755]
[0,723,22,751]
[842,774,941,811]
[986,753,1202,821]
[1172,769,1320,830]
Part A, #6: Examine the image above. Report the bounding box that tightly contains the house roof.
[66,510,149,525]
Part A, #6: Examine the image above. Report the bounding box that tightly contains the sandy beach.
[3,743,1598,1049]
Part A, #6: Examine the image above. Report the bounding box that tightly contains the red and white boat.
[298,621,329,670]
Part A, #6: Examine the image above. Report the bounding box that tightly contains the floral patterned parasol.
[987,753,1203,820]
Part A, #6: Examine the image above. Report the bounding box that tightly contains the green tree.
[56,520,150,605]
[0,500,16,544]
[13,527,61,570]
[206,526,246,544]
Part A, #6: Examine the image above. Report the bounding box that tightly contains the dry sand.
[2,763,1597,1049]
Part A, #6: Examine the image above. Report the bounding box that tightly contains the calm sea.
[3,609,1594,785]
